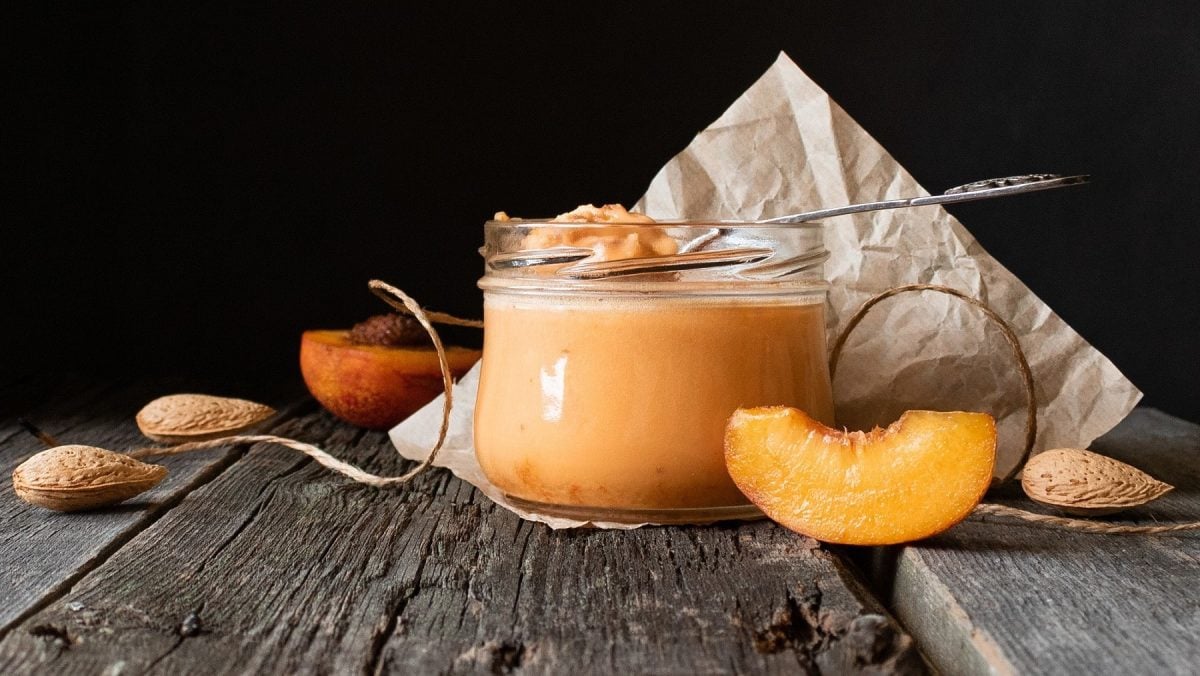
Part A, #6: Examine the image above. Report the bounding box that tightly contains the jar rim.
[485,218,822,230]
[482,217,828,286]
[478,276,830,296]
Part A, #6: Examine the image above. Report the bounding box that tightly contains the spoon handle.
[761,173,1089,224]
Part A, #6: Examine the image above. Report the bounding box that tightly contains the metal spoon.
[760,173,1088,224]
[488,173,1088,274]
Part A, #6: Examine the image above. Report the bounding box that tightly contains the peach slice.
[300,330,480,430]
[725,407,995,545]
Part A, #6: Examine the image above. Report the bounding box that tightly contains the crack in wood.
[752,584,822,657]
[188,451,308,581]
[140,602,209,676]
[666,538,688,592]
[141,635,184,674]
[365,500,441,676]
[509,522,535,615]
[365,587,411,676]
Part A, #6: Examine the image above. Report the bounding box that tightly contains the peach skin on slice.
[725,407,995,545]
[300,330,480,430]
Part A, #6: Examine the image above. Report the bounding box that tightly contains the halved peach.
[300,330,480,430]
[725,407,995,545]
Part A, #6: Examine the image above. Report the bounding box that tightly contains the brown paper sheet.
[390,52,1142,529]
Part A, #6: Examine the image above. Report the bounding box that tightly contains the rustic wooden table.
[1,376,1197,675]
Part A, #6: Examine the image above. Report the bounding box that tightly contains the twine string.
[365,279,478,482]
[829,284,1037,483]
[127,434,410,486]
[132,280,484,487]
[971,503,1200,535]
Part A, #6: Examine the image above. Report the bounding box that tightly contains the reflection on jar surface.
[473,217,833,523]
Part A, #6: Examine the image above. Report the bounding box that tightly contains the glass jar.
[474,218,833,524]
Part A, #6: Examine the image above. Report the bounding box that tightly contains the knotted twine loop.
[828,283,1037,483]
[131,280,484,487]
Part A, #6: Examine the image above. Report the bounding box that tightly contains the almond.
[1021,448,1174,516]
[12,445,168,512]
[136,394,275,443]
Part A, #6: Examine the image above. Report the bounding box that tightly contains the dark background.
[6,3,1199,422]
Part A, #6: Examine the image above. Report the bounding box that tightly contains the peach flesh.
[725,407,996,545]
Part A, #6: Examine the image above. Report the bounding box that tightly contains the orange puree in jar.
[473,294,834,510]
[475,205,834,520]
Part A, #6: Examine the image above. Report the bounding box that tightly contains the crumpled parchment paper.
[390,52,1142,529]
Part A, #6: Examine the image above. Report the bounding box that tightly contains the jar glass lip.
[485,218,822,230]
[478,276,830,296]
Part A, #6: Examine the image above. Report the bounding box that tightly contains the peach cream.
[475,294,833,514]
[474,207,833,523]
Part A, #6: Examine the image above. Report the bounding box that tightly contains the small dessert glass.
[474,219,833,524]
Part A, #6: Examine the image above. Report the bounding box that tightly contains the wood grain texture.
[883,408,1200,676]
[0,376,298,637]
[0,402,922,675]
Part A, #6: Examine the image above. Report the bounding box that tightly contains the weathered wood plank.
[882,408,1200,675]
[370,503,919,675]
[0,403,922,675]
[0,376,303,637]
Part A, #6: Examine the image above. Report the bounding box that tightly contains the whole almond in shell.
[12,445,168,512]
[1021,447,1173,516]
[136,394,275,443]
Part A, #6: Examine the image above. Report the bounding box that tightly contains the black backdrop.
[6,3,1199,423]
